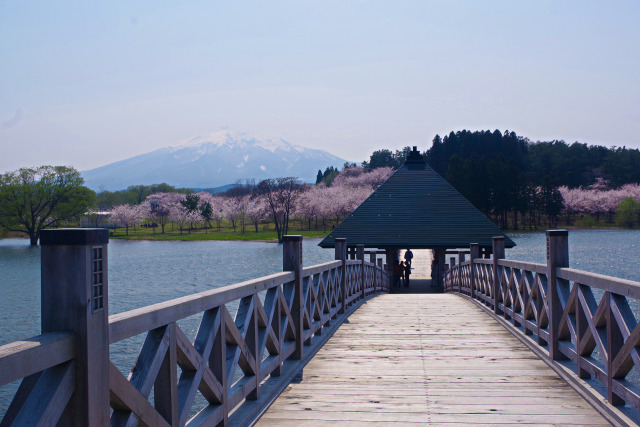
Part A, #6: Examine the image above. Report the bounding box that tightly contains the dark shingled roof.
[318,147,515,249]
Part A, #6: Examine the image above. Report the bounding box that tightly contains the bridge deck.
[258,294,610,426]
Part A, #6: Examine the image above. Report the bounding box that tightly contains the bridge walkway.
[258,294,610,426]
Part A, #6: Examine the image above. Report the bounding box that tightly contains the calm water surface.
[0,230,639,414]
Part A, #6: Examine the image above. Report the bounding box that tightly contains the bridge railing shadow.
[0,232,389,426]
[444,230,640,421]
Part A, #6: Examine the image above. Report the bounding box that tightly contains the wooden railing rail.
[444,230,640,415]
[0,332,77,426]
[0,231,389,426]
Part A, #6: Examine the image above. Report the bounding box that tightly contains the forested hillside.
[363,130,640,229]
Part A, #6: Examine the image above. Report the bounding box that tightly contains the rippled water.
[507,229,640,281]
[1,230,639,415]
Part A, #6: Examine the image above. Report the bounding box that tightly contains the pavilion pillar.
[385,250,393,290]
[431,249,446,290]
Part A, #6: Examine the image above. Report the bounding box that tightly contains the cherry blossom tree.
[145,192,184,233]
[110,204,145,235]
[245,195,267,232]
[169,203,203,234]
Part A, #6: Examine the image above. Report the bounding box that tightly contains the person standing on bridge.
[404,249,414,267]
[403,260,411,287]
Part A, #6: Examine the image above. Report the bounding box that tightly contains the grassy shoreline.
[107,226,328,242]
[2,222,635,243]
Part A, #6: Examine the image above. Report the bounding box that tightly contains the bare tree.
[255,177,302,242]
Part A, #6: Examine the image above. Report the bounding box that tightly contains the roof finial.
[405,146,426,169]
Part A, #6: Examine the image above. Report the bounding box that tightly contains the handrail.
[109,271,295,343]
[0,332,76,387]
[443,231,640,418]
[557,267,640,299]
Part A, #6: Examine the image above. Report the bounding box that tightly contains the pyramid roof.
[318,147,515,249]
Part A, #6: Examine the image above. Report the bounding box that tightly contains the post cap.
[546,230,568,237]
[40,228,109,246]
[282,235,303,241]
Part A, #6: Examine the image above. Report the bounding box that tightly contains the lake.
[1,230,639,346]
[1,229,639,414]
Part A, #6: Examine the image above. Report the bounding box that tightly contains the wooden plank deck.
[257,294,611,426]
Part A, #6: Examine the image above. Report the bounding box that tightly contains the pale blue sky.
[1,1,639,172]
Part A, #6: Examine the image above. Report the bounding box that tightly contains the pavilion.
[319,146,515,288]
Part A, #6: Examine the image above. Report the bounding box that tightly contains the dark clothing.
[403,264,411,287]
[404,250,414,266]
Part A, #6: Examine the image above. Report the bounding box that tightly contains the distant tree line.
[107,167,394,242]
[361,129,640,229]
[96,183,193,210]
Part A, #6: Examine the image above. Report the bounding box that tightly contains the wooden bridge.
[1,229,639,426]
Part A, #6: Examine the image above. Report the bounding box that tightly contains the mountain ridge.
[82,130,347,191]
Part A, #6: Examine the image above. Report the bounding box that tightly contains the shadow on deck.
[389,278,443,294]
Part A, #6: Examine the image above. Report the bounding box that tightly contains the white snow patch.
[165,129,313,157]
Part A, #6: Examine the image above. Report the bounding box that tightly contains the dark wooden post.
[546,230,568,361]
[607,293,625,406]
[385,250,393,289]
[492,237,505,315]
[458,253,466,295]
[40,228,110,426]
[377,259,383,291]
[283,235,304,360]
[335,238,347,314]
[356,244,365,298]
[469,244,479,300]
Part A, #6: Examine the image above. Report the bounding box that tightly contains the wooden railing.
[444,231,640,414]
[0,232,389,426]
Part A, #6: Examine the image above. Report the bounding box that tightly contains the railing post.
[546,230,568,361]
[40,228,110,426]
[607,292,625,406]
[283,235,304,360]
[369,253,376,291]
[356,244,365,298]
[334,238,347,314]
[469,244,479,300]
[458,252,466,294]
[377,259,383,291]
[492,237,505,315]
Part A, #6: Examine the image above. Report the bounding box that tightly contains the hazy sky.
[1,1,639,173]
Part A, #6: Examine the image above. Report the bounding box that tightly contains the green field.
[109,223,329,242]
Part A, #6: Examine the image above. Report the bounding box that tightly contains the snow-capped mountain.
[82,130,347,191]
